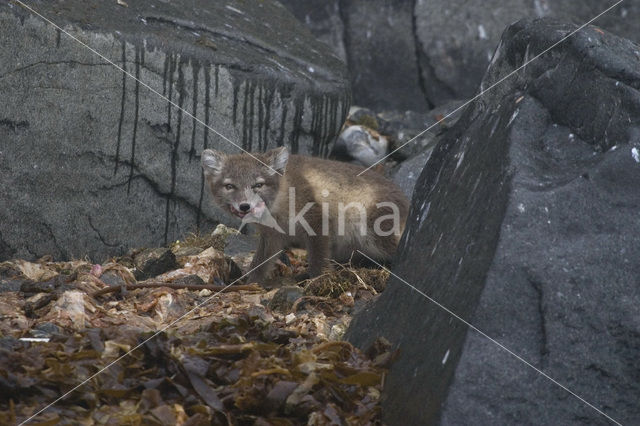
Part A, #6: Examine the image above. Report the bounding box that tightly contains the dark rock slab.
[414,0,640,106]
[277,0,347,63]
[338,0,429,112]
[347,18,640,425]
[392,148,432,199]
[281,0,429,112]
[0,0,350,262]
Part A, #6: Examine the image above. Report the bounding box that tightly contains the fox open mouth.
[229,205,248,218]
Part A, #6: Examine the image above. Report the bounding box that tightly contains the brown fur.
[202,147,409,284]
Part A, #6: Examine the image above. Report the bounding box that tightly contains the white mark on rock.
[478,24,487,40]
[632,147,640,163]
[20,337,50,343]
[225,5,244,14]
[517,203,525,213]
[455,151,465,171]
[534,0,550,17]
[307,66,315,73]
[507,109,519,127]
[442,349,450,365]
[419,202,431,229]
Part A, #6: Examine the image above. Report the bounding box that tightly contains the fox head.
[201,147,289,219]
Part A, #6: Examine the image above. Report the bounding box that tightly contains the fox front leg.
[305,234,330,278]
[245,231,284,284]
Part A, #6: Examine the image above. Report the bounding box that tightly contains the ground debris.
[0,232,390,424]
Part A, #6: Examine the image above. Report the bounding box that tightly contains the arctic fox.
[201,147,409,284]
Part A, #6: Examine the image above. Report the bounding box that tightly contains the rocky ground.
[0,226,392,425]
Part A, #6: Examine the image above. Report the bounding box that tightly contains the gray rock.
[414,0,640,106]
[392,148,433,199]
[281,0,428,112]
[268,286,305,313]
[30,322,62,339]
[347,18,640,425]
[284,0,640,111]
[339,0,429,112]
[276,0,347,63]
[0,0,349,262]
[100,271,126,287]
[224,233,258,258]
[172,274,205,287]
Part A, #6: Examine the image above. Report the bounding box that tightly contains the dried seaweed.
[0,234,392,425]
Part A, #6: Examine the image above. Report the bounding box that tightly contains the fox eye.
[252,182,264,189]
[224,184,235,191]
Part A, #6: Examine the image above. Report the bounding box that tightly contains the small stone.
[100,271,127,287]
[198,289,212,297]
[172,274,206,287]
[20,277,60,294]
[133,248,178,280]
[268,286,305,313]
[172,247,204,258]
[30,322,62,339]
[285,313,296,324]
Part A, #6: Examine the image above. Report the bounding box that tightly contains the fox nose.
[239,203,251,212]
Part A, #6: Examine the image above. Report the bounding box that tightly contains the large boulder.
[347,18,640,425]
[413,0,640,106]
[280,0,429,112]
[282,0,640,110]
[0,0,349,262]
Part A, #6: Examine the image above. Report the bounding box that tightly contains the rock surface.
[0,0,350,262]
[280,0,429,112]
[347,18,640,425]
[283,0,640,109]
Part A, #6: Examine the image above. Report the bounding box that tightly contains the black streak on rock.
[167,54,177,129]
[165,56,187,245]
[214,64,219,97]
[197,63,212,229]
[162,54,169,96]
[290,96,303,154]
[189,59,200,162]
[264,86,274,150]
[278,101,288,147]
[0,119,29,132]
[248,80,256,152]
[127,47,142,194]
[232,83,239,126]
[257,83,264,151]
[114,40,127,175]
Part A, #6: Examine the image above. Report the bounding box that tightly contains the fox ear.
[202,149,226,176]
[265,146,289,175]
